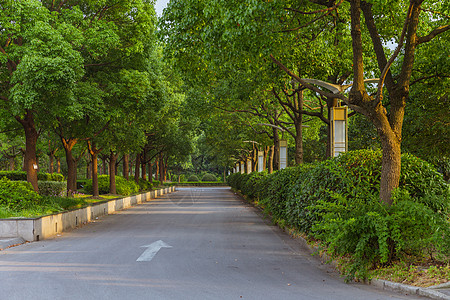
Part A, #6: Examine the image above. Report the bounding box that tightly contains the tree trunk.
[61,138,78,196]
[86,152,92,179]
[109,151,118,194]
[148,161,153,183]
[48,143,55,173]
[272,128,280,171]
[268,146,274,174]
[379,134,401,205]
[141,149,147,180]
[9,156,15,171]
[87,142,101,197]
[91,153,99,197]
[16,111,39,192]
[263,146,268,171]
[123,154,129,180]
[155,158,159,181]
[101,156,108,175]
[294,90,304,164]
[134,153,140,183]
[159,154,164,183]
[57,157,61,173]
[252,148,257,172]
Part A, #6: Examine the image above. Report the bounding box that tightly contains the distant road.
[0,187,422,299]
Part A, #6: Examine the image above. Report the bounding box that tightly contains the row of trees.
[0,0,194,196]
[160,0,449,204]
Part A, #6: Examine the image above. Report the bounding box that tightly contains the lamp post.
[300,78,379,157]
[256,123,309,170]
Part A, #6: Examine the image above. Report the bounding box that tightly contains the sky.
[154,0,170,17]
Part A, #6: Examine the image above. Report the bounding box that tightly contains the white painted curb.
[0,186,176,242]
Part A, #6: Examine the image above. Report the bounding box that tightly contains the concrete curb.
[0,237,26,250]
[371,279,450,300]
[0,186,177,244]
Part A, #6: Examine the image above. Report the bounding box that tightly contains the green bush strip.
[0,171,64,182]
[227,149,450,281]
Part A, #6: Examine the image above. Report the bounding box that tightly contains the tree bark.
[272,128,280,171]
[87,141,101,197]
[15,110,39,192]
[294,90,304,164]
[60,138,78,196]
[134,153,140,183]
[123,154,129,180]
[148,161,153,183]
[109,151,118,194]
[159,154,164,183]
[141,149,147,180]
[268,145,274,174]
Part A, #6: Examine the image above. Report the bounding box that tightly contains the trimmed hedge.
[138,178,153,191]
[0,177,41,210]
[201,173,217,182]
[38,181,67,197]
[0,171,64,182]
[227,150,450,280]
[187,175,199,182]
[83,175,139,196]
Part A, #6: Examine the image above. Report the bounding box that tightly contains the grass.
[0,193,128,219]
[371,261,450,287]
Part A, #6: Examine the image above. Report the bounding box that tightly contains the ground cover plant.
[227,150,450,283]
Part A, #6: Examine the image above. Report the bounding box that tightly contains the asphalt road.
[0,187,424,299]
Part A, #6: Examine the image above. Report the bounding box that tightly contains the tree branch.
[269,54,348,102]
[417,25,450,44]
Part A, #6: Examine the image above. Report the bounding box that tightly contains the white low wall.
[0,186,176,242]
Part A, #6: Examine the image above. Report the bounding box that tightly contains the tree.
[269,0,450,204]
[1,0,84,191]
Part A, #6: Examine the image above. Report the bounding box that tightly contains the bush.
[187,175,199,182]
[83,175,139,196]
[138,178,152,191]
[228,150,450,281]
[201,173,217,182]
[38,181,67,197]
[0,177,41,210]
[0,171,64,182]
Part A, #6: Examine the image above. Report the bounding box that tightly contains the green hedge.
[227,149,450,280]
[138,178,153,191]
[83,175,139,196]
[0,177,41,210]
[38,181,67,197]
[187,175,199,182]
[201,173,217,182]
[0,171,64,182]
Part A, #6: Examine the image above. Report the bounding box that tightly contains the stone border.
[0,186,176,242]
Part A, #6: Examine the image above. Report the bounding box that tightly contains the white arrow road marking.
[136,240,172,262]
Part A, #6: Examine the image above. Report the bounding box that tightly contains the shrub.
[0,177,41,210]
[138,178,152,191]
[83,175,139,196]
[187,175,199,182]
[228,149,450,281]
[0,171,27,181]
[201,173,217,182]
[38,181,67,197]
[48,173,65,182]
[0,171,64,182]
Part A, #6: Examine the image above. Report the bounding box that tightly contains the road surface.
[0,187,424,299]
